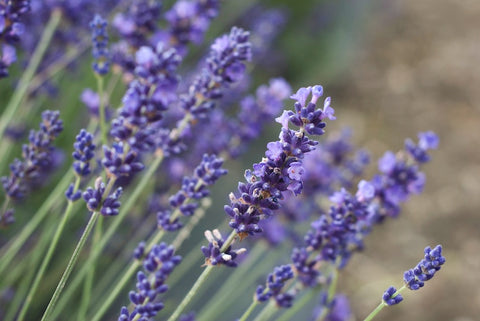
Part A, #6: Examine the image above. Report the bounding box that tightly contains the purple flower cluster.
[292,132,438,287]
[157,154,227,231]
[162,0,219,54]
[82,177,123,216]
[382,286,403,306]
[403,245,445,290]
[90,14,110,75]
[119,243,181,321]
[255,265,295,308]
[259,130,370,246]
[102,143,144,179]
[312,294,352,321]
[72,129,96,177]
[224,85,335,239]
[1,110,63,225]
[180,27,251,119]
[0,0,30,77]
[112,0,162,49]
[110,43,181,155]
[201,229,246,267]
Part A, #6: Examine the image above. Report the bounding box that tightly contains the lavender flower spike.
[403,244,445,290]
[83,177,123,216]
[90,14,110,75]
[119,243,181,321]
[225,85,335,240]
[382,286,403,306]
[255,265,295,308]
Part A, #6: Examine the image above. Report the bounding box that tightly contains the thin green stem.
[166,231,238,321]
[198,243,267,321]
[41,178,116,321]
[239,300,260,321]
[96,75,108,146]
[78,214,104,319]
[0,9,62,141]
[252,300,276,321]
[16,176,81,321]
[166,265,214,321]
[40,211,99,321]
[362,285,406,321]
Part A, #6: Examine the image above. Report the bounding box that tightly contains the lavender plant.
[0,2,448,321]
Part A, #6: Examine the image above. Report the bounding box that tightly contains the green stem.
[41,177,115,321]
[166,230,237,321]
[16,177,81,321]
[166,265,215,321]
[40,210,100,321]
[198,243,267,321]
[78,214,104,319]
[252,300,276,321]
[239,300,260,321]
[0,9,62,141]
[96,75,108,146]
[362,285,406,321]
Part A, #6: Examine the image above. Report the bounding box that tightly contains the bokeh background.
[1,0,479,320]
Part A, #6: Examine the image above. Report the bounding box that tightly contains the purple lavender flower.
[180,27,251,119]
[82,177,123,216]
[1,110,63,224]
[110,44,181,153]
[225,86,334,240]
[312,294,352,321]
[119,243,181,321]
[0,0,30,77]
[72,129,96,177]
[158,154,227,231]
[255,265,295,308]
[291,132,438,287]
[403,245,445,290]
[382,286,403,306]
[201,229,246,267]
[90,14,110,75]
[102,143,144,179]
[161,0,219,54]
[65,183,82,202]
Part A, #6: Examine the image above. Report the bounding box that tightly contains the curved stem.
[16,177,81,321]
[0,9,62,141]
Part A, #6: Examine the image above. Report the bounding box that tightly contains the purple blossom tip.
[382,286,403,306]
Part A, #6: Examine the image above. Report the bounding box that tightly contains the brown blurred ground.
[328,1,480,320]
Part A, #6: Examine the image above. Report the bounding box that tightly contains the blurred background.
[1,0,479,320]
